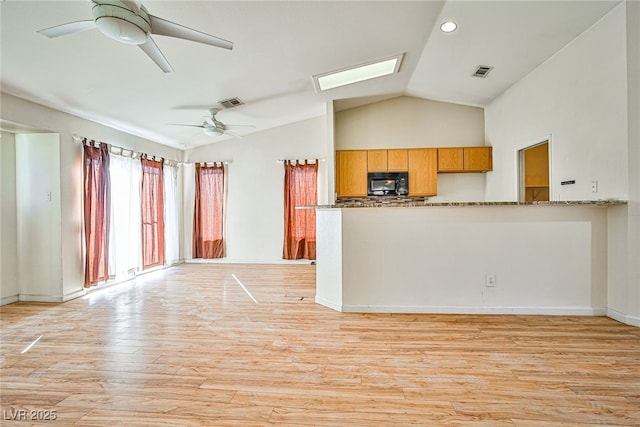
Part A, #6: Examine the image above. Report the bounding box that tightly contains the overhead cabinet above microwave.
[367,149,408,172]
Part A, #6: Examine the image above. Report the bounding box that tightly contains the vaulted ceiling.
[0,0,621,149]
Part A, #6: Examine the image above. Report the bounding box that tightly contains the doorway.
[519,141,549,202]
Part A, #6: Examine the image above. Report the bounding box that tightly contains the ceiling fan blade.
[148,14,233,50]
[225,124,256,129]
[169,124,204,128]
[139,37,174,73]
[121,0,141,14]
[37,20,96,38]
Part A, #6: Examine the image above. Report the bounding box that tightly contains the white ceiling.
[0,0,621,149]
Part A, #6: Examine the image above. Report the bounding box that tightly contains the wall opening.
[519,141,550,202]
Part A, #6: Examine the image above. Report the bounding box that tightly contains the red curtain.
[141,157,165,269]
[83,140,110,287]
[193,163,225,258]
[283,160,317,260]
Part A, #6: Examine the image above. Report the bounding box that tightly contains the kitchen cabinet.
[336,150,367,197]
[408,148,437,196]
[367,149,408,172]
[438,147,492,172]
[437,148,464,172]
[338,145,487,198]
[463,147,492,172]
[387,149,408,171]
[367,150,387,171]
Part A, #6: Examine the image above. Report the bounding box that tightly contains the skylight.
[312,53,404,92]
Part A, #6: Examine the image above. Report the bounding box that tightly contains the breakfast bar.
[315,200,627,316]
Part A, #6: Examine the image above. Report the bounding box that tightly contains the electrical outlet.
[591,180,598,193]
[485,274,496,287]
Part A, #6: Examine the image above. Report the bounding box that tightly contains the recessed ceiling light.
[312,53,404,92]
[440,21,457,33]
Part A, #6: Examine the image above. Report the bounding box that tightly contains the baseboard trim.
[63,289,86,302]
[340,304,607,316]
[607,308,640,327]
[315,296,342,312]
[1,295,19,306]
[186,258,314,265]
[18,294,64,303]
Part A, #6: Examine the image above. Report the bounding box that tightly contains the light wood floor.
[1,263,639,426]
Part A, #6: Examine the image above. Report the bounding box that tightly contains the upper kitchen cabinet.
[367,149,408,172]
[437,147,493,173]
[437,147,464,172]
[336,150,367,197]
[463,147,492,172]
[387,149,408,171]
[367,150,387,171]
[408,148,437,196]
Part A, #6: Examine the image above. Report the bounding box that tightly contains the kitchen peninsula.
[315,199,627,317]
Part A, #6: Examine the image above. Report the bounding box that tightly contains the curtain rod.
[184,161,232,165]
[276,158,325,163]
[72,133,231,166]
[73,133,171,163]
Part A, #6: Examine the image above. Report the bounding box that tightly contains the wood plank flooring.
[1,263,639,426]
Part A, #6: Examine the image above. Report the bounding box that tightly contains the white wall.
[484,4,628,202]
[185,117,327,262]
[335,96,488,201]
[484,2,639,327]
[1,93,182,301]
[315,208,342,310]
[1,131,19,303]
[623,0,640,325]
[317,205,609,315]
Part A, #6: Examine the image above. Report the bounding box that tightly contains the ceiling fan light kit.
[203,125,223,137]
[92,2,151,45]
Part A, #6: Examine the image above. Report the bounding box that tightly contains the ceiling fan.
[37,0,233,73]
[172,108,255,138]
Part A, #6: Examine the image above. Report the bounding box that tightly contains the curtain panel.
[83,140,111,287]
[283,160,317,260]
[141,157,165,269]
[193,163,225,259]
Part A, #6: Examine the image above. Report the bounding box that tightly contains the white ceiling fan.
[37,0,233,73]
[172,108,255,138]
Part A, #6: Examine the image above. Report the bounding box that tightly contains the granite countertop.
[301,198,627,209]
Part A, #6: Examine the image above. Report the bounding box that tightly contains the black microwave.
[367,172,409,196]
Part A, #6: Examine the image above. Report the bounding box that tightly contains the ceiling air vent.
[472,65,493,78]
[218,97,244,109]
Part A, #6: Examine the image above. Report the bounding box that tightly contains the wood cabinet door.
[524,143,549,187]
[336,150,367,197]
[408,148,437,196]
[387,149,408,171]
[437,148,464,172]
[463,147,493,172]
[367,150,387,171]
